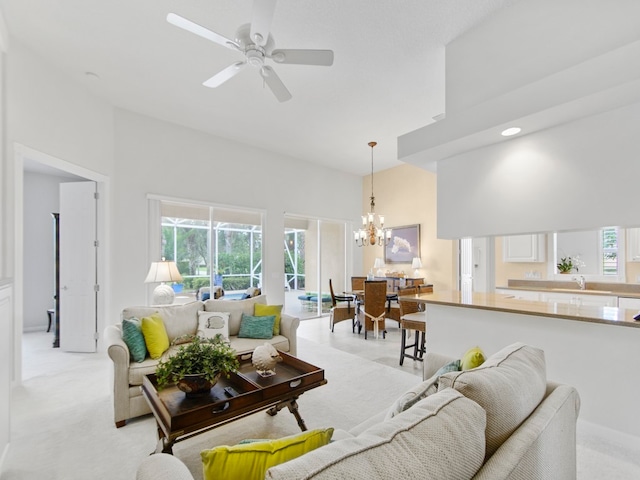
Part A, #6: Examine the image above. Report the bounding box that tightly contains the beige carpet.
[4,325,640,479]
[1,332,420,480]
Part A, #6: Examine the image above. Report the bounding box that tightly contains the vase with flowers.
[557,255,584,274]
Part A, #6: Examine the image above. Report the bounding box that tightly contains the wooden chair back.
[329,278,338,307]
[351,276,366,291]
[398,286,421,317]
[362,280,387,332]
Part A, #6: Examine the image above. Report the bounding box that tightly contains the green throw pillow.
[435,359,461,377]
[140,312,170,359]
[238,314,276,339]
[122,317,147,363]
[254,304,283,335]
[461,346,486,370]
[201,428,334,480]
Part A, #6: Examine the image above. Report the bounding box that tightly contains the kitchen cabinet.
[618,297,640,311]
[541,291,617,307]
[502,234,546,262]
[495,288,541,301]
[627,228,640,262]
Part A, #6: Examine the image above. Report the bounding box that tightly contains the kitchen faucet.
[573,275,586,290]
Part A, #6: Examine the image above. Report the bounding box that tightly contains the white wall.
[437,100,640,239]
[426,303,640,438]
[111,109,362,317]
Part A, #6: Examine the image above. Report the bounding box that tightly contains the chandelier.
[354,141,391,247]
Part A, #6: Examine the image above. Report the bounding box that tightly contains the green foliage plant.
[557,256,584,274]
[155,335,239,390]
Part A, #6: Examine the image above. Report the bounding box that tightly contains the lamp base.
[413,269,421,278]
[152,283,175,305]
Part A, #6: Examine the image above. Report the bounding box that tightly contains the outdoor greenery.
[162,219,263,291]
[155,335,239,390]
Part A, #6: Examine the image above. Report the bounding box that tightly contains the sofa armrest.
[136,453,194,480]
[423,352,457,380]
[279,313,300,356]
[473,384,580,480]
[104,323,132,426]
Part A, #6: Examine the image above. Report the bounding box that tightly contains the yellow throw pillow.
[140,312,170,359]
[201,428,333,480]
[254,304,283,335]
[461,346,486,370]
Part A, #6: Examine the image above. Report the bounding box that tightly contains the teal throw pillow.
[122,317,147,363]
[238,314,276,339]
[435,359,461,377]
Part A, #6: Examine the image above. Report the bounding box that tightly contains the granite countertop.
[500,279,640,299]
[399,291,640,329]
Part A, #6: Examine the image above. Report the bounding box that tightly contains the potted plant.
[557,255,584,274]
[155,335,239,396]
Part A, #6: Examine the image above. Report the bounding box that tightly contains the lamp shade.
[373,257,384,268]
[145,260,183,284]
[411,258,423,270]
[145,260,183,305]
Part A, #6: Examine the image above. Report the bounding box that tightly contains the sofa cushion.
[238,314,275,339]
[197,311,230,341]
[121,317,147,363]
[384,375,439,420]
[201,428,334,480]
[461,346,486,370]
[204,295,267,336]
[122,301,203,343]
[141,313,170,359]
[437,342,546,460]
[266,388,486,480]
[254,304,283,335]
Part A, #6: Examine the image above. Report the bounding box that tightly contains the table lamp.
[374,257,385,277]
[411,257,423,278]
[145,259,183,305]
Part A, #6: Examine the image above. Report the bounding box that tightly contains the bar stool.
[398,288,426,365]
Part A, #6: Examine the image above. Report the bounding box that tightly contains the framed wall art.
[384,224,420,264]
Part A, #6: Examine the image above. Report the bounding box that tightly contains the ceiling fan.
[167,0,334,102]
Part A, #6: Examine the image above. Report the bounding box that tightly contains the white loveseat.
[104,295,299,427]
[136,342,581,480]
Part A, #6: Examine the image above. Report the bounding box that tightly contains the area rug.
[2,336,420,480]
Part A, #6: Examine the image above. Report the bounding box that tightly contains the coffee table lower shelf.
[141,351,327,454]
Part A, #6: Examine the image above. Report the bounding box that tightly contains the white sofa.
[136,342,581,480]
[104,295,299,427]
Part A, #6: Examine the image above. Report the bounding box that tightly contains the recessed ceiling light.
[501,127,522,137]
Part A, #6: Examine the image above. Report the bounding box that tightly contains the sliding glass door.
[284,215,348,320]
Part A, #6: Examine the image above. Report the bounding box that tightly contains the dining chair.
[328,279,357,333]
[398,286,427,365]
[351,276,366,291]
[357,280,388,339]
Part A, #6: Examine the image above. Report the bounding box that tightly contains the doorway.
[13,144,108,383]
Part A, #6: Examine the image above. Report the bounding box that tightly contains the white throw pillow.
[197,311,230,341]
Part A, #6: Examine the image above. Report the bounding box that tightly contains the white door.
[60,182,98,352]
[460,238,473,291]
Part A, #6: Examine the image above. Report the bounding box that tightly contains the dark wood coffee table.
[141,351,327,454]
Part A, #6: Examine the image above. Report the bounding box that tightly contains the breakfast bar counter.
[398,289,640,438]
[399,291,640,328]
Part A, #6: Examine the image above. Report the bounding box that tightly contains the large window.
[160,201,262,295]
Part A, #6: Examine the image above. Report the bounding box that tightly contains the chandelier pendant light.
[354,141,391,247]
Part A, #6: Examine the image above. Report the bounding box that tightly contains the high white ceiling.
[0,0,519,176]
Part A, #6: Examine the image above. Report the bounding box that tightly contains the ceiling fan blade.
[260,66,292,102]
[167,13,240,51]
[203,62,247,88]
[270,49,334,66]
[250,0,277,46]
